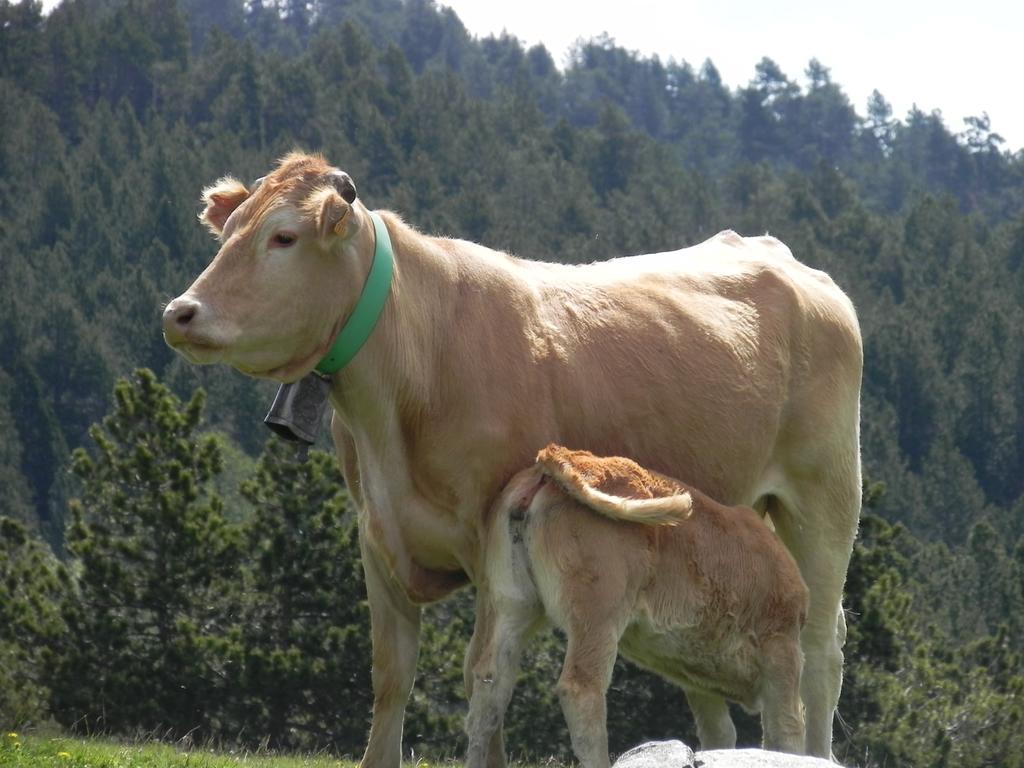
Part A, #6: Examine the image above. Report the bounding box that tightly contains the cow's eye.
[270,232,297,248]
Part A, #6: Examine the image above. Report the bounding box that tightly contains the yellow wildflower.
[58,751,72,759]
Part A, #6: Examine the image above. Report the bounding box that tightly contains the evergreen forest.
[2,1,1024,766]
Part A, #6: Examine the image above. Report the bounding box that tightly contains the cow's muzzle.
[162,296,201,346]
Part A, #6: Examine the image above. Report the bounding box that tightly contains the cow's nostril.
[175,305,196,327]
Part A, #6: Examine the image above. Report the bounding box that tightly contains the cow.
[467,445,809,768]
[162,152,863,762]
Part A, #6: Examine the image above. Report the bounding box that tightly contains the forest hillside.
[2,1,1024,767]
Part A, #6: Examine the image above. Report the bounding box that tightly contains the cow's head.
[162,152,376,382]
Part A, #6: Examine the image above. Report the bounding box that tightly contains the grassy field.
[0,732,363,768]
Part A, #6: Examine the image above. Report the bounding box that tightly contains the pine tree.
[0,370,35,527]
[51,368,239,737]
[222,438,371,751]
[0,516,68,726]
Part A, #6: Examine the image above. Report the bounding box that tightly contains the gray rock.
[611,742,839,768]
[695,748,837,767]
[613,740,697,768]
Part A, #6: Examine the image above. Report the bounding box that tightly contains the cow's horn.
[329,171,357,204]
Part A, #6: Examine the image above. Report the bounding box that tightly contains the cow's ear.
[304,170,358,240]
[307,185,353,240]
[536,444,692,524]
[200,177,250,235]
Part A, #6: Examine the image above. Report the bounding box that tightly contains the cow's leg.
[336,419,422,767]
[556,629,618,768]
[683,689,737,749]
[465,592,540,768]
[464,591,508,768]
[758,634,806,755]
[358,535,422,768]
[772,457,860,759]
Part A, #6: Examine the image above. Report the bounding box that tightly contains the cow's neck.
[326,213,529,567]
[328,212,460,438]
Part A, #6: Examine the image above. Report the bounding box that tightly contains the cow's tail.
[537,453,692,526]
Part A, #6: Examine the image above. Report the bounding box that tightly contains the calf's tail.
[536,444,693,526]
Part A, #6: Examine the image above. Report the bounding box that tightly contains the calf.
[466,445,809,768]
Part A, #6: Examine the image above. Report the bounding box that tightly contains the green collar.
[314,211,395,375]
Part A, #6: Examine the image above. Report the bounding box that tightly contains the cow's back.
[508,230,861,507]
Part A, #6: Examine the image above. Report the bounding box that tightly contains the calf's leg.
[464,592,510,768]
[465,595,540,768]
[556,630,619,768]
[758,635,806,755]
[684,688,737,749]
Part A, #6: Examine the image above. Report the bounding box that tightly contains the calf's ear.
[200,177,250,235]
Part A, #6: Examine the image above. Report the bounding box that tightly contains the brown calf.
[467,446,809,768]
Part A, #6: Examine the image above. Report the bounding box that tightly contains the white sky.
[37,0,1024,152]
[442,0,1024,153]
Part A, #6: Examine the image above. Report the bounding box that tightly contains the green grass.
[0,732,363,768]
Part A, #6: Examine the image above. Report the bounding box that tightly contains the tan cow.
[467,445,809,768]
[162,153,862,762]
